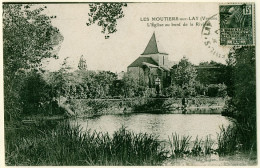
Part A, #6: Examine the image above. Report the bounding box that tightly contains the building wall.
[127,67,146,85]
[128,66,169,88]
[142,54,169,67]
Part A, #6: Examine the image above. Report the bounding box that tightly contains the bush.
[207,84,219,97]
[132,98,171,113]
[164,84,183,98]
[20,71,65,116]
[194,82,207,96]
[217,84,227,97]
[206,84,227,97]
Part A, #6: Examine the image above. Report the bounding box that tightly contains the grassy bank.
[64,97,225,117]
[5,120,167,166]
[5,119,256,166]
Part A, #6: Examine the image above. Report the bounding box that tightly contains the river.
[69,113,232,142]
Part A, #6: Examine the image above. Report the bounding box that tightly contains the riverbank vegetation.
[5,121,166,165]
[221,46,256,153]
[64,97,224,117]
[5,120,256,166]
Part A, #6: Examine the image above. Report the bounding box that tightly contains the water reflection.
[70,113,232,142]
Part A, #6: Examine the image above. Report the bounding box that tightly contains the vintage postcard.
[1,1,258,167]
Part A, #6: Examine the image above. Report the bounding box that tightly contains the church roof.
[128,57,158,67]
[160,65,170,71]
[142,62,159,68]
[141,32,168,55]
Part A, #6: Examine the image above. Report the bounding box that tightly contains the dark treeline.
[222,46,256,153]
[3,4,64,120]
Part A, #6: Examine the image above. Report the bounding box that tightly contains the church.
[127,32,173,88]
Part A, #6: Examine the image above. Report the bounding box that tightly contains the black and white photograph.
[1,1,258,166]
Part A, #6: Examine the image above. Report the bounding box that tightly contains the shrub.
[207,84,219,97]
[206,84,227,97]
[164,84,183,98]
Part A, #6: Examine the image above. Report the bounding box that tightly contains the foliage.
[203,136,214,155]
[164,84,183,98]
[217,125,239,155]
[44,69,145,101]
[229,46,256,122]
[86,3,127,38]
[93,71,118,97]
[169,58,229,98]
[171,57,197,87]
[191,136,203,156]
[196,61,227,85]
[45,57,72,100]
[3,4,63,74]
[132,98,171,113]
[121,72,147,97]
[20,71,50,115]
[169,57,200,97]
[207,84,227,97]
[168,133,215,158]
[3,4,63,120]
[5,121,167,165]
[222,46,256,154]
[164,82,226,98]
[19,70,65,116]
[7,120,255,165]
[217,122,256,155]
[109,80,125,98]
[169,133,191,158]
[44,70,119,99]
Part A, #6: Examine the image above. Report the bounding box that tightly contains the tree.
[223,46,256,151]
[172,57,197,87]
[86,3,127,39]
[46,57,72,100]
[196,61,227,85]
[94,71,117,98]
[122,72,146,97]
[20,70,56,115]
[3,4,63,75]
[3,4,63,120]
[230,46,255,122]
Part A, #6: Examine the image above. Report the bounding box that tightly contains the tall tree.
[230,46,255,122]
[172,57,197,87]
[3,4,63,74]
[3,4,63,120]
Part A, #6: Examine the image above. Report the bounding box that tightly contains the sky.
[42,3,231,73]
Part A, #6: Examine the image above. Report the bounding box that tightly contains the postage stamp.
[219,3,255,45]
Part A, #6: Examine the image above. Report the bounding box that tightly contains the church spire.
[141,32,168,55]
[78,55,87,70]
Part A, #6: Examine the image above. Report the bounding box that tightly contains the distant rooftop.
[128,57,158,67]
